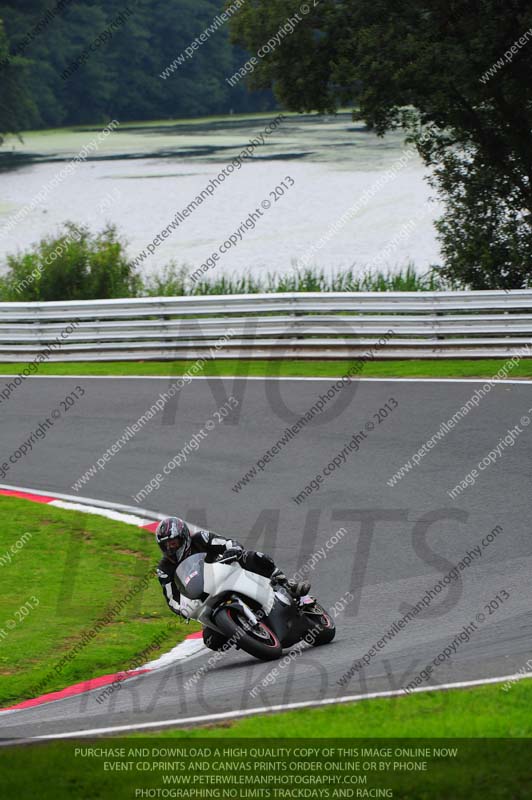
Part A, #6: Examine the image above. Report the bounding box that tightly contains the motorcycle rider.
[156,516,310,652]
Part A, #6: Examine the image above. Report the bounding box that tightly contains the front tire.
[215,606,282,661]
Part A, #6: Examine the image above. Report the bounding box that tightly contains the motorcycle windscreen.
[175,553,206,599]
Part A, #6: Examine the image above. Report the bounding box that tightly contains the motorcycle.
[175,552,335,661]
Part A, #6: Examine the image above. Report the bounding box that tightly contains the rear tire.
[303,602,336,646]
[215,606,282,661]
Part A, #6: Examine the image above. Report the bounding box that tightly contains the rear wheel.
[215,606,282,661]
[303,602,336,646]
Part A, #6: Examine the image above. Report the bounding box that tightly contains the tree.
[228,0,349,112]
[230,0,532,288]
[0,18,36,141]
[0,223,142,301]
[0,0,275,129]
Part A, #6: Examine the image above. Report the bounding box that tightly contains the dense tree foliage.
[0,0,274,132]
[0,223,142,301]
[0,19,35,142]
[230,0,532,288]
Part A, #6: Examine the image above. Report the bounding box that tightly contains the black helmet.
[156,517,191,562]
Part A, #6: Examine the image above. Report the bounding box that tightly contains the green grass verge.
[0,358,532,379]
[140,678,530,739]
[2,684,530,799]
[0,496,195,707]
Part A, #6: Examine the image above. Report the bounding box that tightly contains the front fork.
[212,595,262,632]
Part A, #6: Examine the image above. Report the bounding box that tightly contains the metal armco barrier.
[0,291,531,361]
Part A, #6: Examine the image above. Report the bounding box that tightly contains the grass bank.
[0,358,531,379]
[0,496,193,708]
[142,678,531,739]
[2,682,530,798]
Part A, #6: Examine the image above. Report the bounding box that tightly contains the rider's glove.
[218,546,244,564]
[271,567,288,585]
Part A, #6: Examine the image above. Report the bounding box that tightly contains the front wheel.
[303,602,336,646]
[215,606,282,661]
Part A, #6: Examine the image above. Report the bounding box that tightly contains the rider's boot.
[271,568,311,599]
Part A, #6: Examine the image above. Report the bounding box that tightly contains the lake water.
[0,112,442,280]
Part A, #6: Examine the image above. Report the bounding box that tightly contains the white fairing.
[205,561,275,609]
[179,562,275,624]
[179,596,204,620]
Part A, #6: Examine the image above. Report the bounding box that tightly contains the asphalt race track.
[1,374,531,739]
